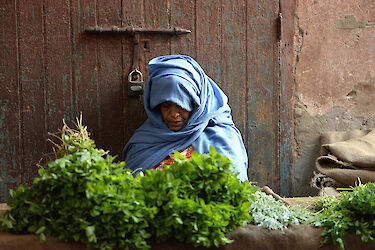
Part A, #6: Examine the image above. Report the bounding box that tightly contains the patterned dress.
[152,146,195,170]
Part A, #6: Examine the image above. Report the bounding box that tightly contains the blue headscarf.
[122,55,248,182]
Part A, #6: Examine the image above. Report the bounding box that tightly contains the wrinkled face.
[160,101,191,131]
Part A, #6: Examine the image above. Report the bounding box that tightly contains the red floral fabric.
[152,146,195,170]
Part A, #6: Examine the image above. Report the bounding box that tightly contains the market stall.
[0,122,374,250]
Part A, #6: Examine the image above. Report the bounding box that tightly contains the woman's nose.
[170,107,181,118]
[172,110,181,118]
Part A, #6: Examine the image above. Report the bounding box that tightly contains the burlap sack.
[1,225,375,250]
[315,129,375,187]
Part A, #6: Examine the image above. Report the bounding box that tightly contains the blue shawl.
[122,55,248,182]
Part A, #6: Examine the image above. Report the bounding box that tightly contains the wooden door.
[0,0,289,201]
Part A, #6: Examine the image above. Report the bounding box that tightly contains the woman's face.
[160,101,191,131]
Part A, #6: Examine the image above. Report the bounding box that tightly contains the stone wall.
[293,0,375,195]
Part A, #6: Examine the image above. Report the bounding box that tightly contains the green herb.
[246,191,312,230]
[312,182,375,249]
[0,120,156,250]
[140,147,258,247]
[0,119,259,249]
[310,195,338,212]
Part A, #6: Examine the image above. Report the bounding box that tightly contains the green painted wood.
[18,0,46,186]
[279,0,296,196]
[95,0,125,157]
[143,0,171,61]
[246,0,279,192]
[221,0,248,141]
[0,0,21,201]
[122,0,148,148]
[170,0,196,57]
[44,0,75,133]
[195,0,222,82]
[70,0,101,150]
[123,0,173,147]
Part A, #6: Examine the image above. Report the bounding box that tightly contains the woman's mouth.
[167,121,184,130]
[169,121,183,126]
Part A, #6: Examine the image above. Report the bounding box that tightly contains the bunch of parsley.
[312,182,375,249]
[0,120,156,250]
[140,147,258,247]
[0,118,259,249]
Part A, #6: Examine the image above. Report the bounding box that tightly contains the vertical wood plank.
[96,0,124,157]
[44,0,75,134]
[18,0,46,186]
[71,0,101,147]
[221,0,248,146]
[122,0,143,27]
[246,0,279,191]
[0,0,21,201]
[122,0,147,146]
[144,0,170,30]
[143,0,171,71]
[280,0,295,196]
[122,0,172,149]
[196,0,221,80]
[170,0,196,58]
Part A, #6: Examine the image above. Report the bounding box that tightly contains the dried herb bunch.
[47,115,96,160]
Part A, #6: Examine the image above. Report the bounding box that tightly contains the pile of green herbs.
[140,148,258,247]
[7,118,372,250]
[246,191,312,230]
[0,119,155,250]
[311,182,375,250]
[0,119,260,249]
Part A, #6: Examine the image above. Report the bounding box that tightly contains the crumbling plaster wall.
[293,0,375,196]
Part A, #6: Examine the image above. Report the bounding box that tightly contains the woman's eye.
[161,102,171,109]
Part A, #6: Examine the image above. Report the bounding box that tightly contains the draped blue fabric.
[122,55,248,182]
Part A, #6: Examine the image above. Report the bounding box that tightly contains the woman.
[122,55,248,182]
